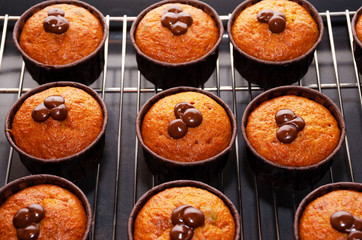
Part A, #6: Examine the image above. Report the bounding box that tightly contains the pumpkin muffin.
[231,0,319,62]
[133,184,236,240]
[245,95,340,167]
[19,3,104,66]
[9,86,103,159]
[299,188,362,240]
[0,184,87,240]
[135,2,219,63]
[141,91,232,162]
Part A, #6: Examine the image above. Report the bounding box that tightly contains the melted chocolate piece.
[275,109,305,143]
[44,95,65,108]
[182,207,204,228]
[174,102,194,119]
[50,104,67,121]
[161,5,193,36]
[32,102,50,122]
[43,15,69,34]
[170,205,205,240]
[32,95,67,122]
[330,211,362,239]
[257,9,274,23]
[171,205,190,225]
[168,102,203,139]
[170,224,193,240]
[16,224,40,240]
[182,108,202,128]
[47,8,65,17]
[349,231,362,240]
[13,204,45,240]
[257,9,286,33]
[168,119,188,139]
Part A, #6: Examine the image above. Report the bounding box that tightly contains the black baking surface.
[1,1,362,240]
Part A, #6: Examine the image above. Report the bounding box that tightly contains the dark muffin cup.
[128,180,241,239]
[130,0,223,89]
[352,6,362,74]
[13,0,107,85]
[227,0,324,89]
[0,174,91,240]
[5,81,108,180]
[136,87,237,182]
[241,86,346,190]
[294,182,362,239]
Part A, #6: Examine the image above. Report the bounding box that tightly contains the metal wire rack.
[0,9,361,240]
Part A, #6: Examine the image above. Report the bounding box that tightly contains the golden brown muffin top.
[134,186,235,240]
[141,92,232,162]
[299,190,362,240]
[231,0,319,61]
[135,3,219,63]
[19,4,103,65]
[11,86,103,159]
[246,95,340,167]
[356,14,362,42]
[0,184,87,240]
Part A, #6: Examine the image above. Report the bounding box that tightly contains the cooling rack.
[0,10,361,240]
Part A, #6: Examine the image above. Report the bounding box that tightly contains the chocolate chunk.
[43,15,69,34]
[44,95,65,108]
[168,119,188,139]
[182,108,202,128]
[170,224,193,240]
[257,9,274,23]
[32,102,50,122]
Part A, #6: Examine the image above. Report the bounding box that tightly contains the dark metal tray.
[1,6,361,240]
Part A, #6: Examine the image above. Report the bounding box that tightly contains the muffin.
[5,82,108,179]
[13,0,107,85]
[228,0,323,89]
[241,86,345,189]
[128,180,240,240]
[0,174,91,240]
[136,87,237,181]
[352,6,362,74]
[130,0,223,89]
[294,182,362,240]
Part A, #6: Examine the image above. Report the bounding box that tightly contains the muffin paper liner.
[130,0,223,89]
[0,174,92,240]
[227,0,324,89]
[294,182,362,239]
[352,6,362,74]
[128,180,241,240]
[241,86,346,190]
[5,82,108,180]
[136,87,237,182]
[13,0,108,85]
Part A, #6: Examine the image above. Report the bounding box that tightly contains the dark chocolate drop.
[31,103,50,122]
[268,14,286,34]
[177,12,193,26]
[171,205,190,225]
[182,207,205,228]
[50,104,67,121]
[349,231,362,240]
[27,204,45,223]
[171,21,188,36]
[331,211,355,233]
[276,124,297,143]
[174,102,194,119]
[182,108,202,128]
[13,208,32,229]
[16,224,40,240]
[275,109,295,126]
[170,224,193,240]
[47,8,65,17]
[166,5,183,14]
[168,119,188,139]
[161,12,178,28]
[43,15,69,34]
[44,95,65,108]
[288,116,305,131]
[257,9,274,23]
